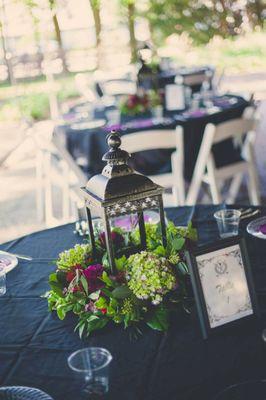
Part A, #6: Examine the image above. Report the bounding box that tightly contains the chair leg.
[208,175,221,204]
[44,151,54,225]
[246,142,261,205]
[175,171,185,206]
[206,156,221,204]
[186,126,216,205]
[35,149,44,222]
[186,174,203,205]
[62,161,70,222]
[173,128,185,206]
[227,173,243,204]
[247,163,261,205]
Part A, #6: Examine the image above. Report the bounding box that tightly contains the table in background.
[55,95,249,181]
[1,205,266,400]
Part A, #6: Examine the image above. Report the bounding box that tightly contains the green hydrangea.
[131,223,161,250]
[121,298,135,315]
[168,253,180,265]
[126,251,177,305]
[57,244,92,270]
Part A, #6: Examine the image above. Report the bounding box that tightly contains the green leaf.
[112,286,132,299]
[80,275,89,296]
[57,306,66,320]
[87,314,101,323]
[64,304,74,312]
[100,287,113,298]
[73,303,83,313]
[102,253,110,269]
[87,317,108,334]
[88,290,100,300]
[110,298,118,308]
[172,237,185,251]
[124,314,131,328]
[107,305,115,315]
[79,323,85,338]
[49,273,58,283]
[115,255,127,271]
[187,221,198,241]
[95,297,107,309]
[146,307,169,331]
[177,262,189,276]
[56,271,67,284]
[49,281,64,297]
[154,245,166,256]
[101,271,113,287]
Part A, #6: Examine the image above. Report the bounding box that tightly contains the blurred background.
[0,0,265,243]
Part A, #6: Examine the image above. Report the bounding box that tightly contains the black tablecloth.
[1,205,266,400]
[55,96,249,181]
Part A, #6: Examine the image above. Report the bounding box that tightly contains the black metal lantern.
[80,130,167,274]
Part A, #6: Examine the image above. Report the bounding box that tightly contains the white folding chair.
[121,127,185,206]
[186,110,260,206]
[33,120,87,226]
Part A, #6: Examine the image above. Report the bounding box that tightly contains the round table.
[1,205,266,400]
[55,95,249,181]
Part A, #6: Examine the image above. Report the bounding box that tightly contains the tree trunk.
[89,0,101,69]
[128,2,137,63]
[253,0,264,26]
[0,0,14,84]
[48,0,67,73]
[52,12,68,73]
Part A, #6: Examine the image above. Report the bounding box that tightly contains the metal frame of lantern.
[80,131,167,274]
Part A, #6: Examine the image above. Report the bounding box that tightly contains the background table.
[1,205,266,400]
[55,95,249,181]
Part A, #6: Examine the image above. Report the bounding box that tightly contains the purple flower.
[259,224,266,235]
[99,231,124,249]
[83,264,104,292]
[85,301,97,313]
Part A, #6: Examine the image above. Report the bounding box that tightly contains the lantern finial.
[106,130,121,149]
[102,130,130,166]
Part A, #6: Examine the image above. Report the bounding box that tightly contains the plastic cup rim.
[214,209,241,221]
[68,347,112,374]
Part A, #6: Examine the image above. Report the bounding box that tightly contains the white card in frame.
[185,237,259,339]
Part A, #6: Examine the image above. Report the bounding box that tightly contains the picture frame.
[185,237,259,339]
[165,84,185,111]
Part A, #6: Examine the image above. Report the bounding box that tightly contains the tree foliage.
[144,0,265,45]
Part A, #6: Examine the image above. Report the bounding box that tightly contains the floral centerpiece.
[46,221,197,337]
[119,93,150,116]
[119,90,163,117]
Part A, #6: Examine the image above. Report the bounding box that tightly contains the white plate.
[0,251,18,273]
[247,216,266,239]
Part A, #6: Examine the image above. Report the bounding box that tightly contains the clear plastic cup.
[214,209,241,238]
[0,266,6,296]
[68,347,112,397]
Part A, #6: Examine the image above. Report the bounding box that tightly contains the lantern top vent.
[82,130,163,204]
